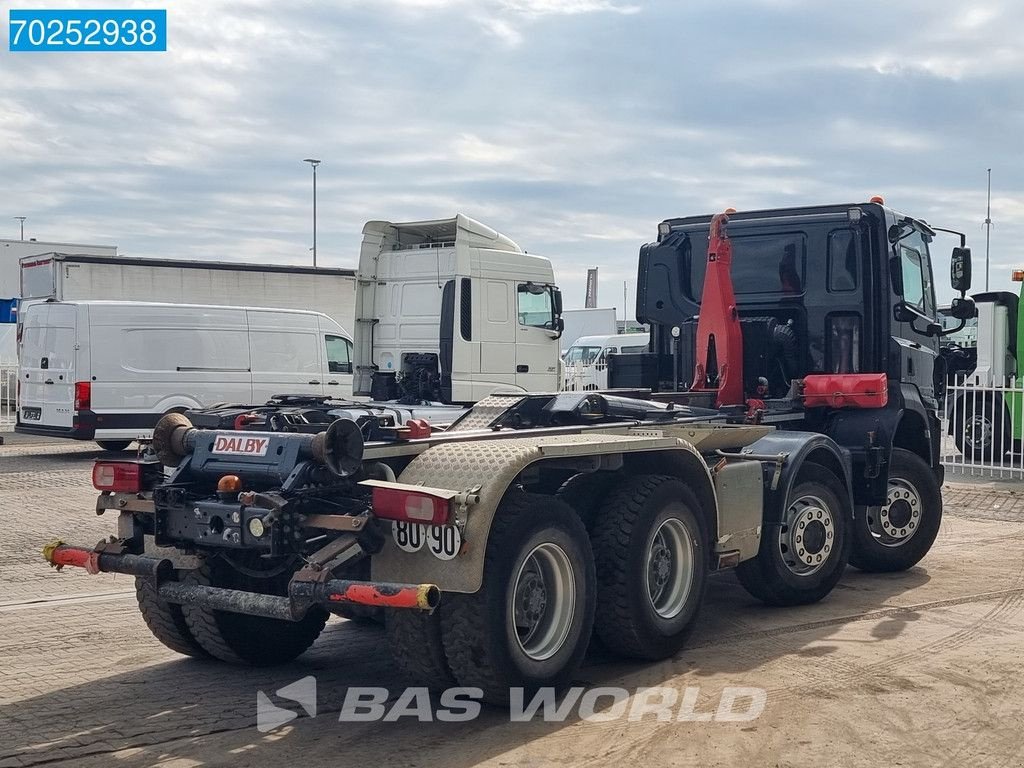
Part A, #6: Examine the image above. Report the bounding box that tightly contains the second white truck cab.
[16,300,353,448]
[563,332,650,390]
[353,214,563,404]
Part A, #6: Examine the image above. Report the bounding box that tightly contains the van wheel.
[181,558,328,665]
[134,576,209,658]
[97,440,132,452]
[590,475,708,660]
[736,463,850,606]
[441,492,595,705]
[850,448,942,572]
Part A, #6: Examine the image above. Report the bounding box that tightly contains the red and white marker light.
[92,461,142,493]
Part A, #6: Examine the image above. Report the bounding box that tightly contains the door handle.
[308,380,321,385]
[327,380,339,385]
[516,365,529,373]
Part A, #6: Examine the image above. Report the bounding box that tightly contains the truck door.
[18,303,78,430]
[248,311,325,400]
[891,228,939,404]
[515,283,560,392]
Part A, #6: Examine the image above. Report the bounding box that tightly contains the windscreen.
[564,345,601,364]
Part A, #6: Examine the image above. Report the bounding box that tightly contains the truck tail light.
[92,461,142,493]
[74,381,91,411]
[370,487,452,525]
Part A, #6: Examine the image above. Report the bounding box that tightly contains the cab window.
[325,335,352,374]
[898,231,935,315]
[517,284,554,328]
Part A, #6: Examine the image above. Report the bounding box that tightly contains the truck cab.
[352,214,563,404]
[634,200,973,494]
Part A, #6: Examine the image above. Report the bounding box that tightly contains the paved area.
[2,438,1024,767]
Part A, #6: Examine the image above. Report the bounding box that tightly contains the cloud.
[1,0,1021,308]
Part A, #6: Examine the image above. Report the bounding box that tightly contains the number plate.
[392,521,462,561]
[22,407,41,421]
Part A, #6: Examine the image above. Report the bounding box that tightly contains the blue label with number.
[9,9,166,51]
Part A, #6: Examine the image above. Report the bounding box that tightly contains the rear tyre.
[590,475,708,660]
[850,448,942,573]
[386,608,457,691]
[441,492,595,705]
[97,440,132,452]
[181,559,328,666]
[556,471,621,530]
[736,463,850,606]
[134,576,209,658]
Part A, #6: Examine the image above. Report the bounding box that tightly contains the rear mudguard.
[371,431,721,594]
[742,431,854,528]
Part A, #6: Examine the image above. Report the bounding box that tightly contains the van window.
[620,344,648,353]
[325,335,352,374]
[250,331,319,374]
[21,325,75,369]
[517,284,554,328]
[123,328,249,372]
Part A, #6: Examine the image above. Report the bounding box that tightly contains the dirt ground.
[2,439,1023,767]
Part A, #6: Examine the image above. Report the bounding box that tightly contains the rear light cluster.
[74,381,91,411]
[92,461,142,493]
[370,487,452,526]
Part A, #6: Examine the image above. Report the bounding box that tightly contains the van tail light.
[362,481,457,526]
[92,461,142,493]
[74,381,91,411]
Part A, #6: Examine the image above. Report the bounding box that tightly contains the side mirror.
[951,246,972,293]
[949,296,976,321]
[552,288,563,316]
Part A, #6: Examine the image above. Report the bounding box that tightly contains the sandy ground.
[2,440,1023,767]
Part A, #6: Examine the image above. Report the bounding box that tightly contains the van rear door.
[18,302,79,432]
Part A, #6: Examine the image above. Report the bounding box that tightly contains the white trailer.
[19,254,356,334]
[559,307,618,355]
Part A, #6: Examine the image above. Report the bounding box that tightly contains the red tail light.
[92,461,142,492]
[370,487,452,525]
[74,381,91,411]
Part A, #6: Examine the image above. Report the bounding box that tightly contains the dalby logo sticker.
[212,435,269,456]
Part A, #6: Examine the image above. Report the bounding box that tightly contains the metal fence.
[942,376,1024,479]
[0,363,16,431]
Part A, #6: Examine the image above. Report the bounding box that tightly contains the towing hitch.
[42,541,440,619]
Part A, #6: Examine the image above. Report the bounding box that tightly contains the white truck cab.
[16,300,353,449]
[353,214,563,403]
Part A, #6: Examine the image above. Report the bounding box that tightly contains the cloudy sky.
[2,0,1022,310]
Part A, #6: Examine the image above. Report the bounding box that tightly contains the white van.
[15,300,353,450]
[562,332,649,391]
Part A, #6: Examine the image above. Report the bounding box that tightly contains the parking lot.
[3,437,1024,767]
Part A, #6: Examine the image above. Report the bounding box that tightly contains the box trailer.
[20,253,356,332]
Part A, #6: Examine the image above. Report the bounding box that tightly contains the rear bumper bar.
[43,542,440,619]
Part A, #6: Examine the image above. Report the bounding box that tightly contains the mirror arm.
[938,318,967,337]
[931,226,967,248]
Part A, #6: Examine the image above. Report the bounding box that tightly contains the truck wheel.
[590,475,708,660]
[556,471,621,530]
[386,608,457,691]
[181,559,328,666]
[955,396,1008,461]
[134,576,209,658]
[441,492,595,705]
[850,448,942,573]
[96,440,132,452]
[736,463,850,606]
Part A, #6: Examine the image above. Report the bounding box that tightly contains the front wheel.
[850,448,942,573]
[441,493,595,705]
[736,463,850,606]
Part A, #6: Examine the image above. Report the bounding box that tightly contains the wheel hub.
[779,495,835,576]
[644,516,695,620]
[871,481,921,544]
[510,543,576,662]
[966,415,993,450]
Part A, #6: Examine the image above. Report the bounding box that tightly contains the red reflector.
[92,461,142,493]
[802,374,888,409]
[74,381,91,411]
[371,487,450,525]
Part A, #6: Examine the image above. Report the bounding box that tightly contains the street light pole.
[984,168,992,292]
[13,217,26,240]
[303,159,321,268]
